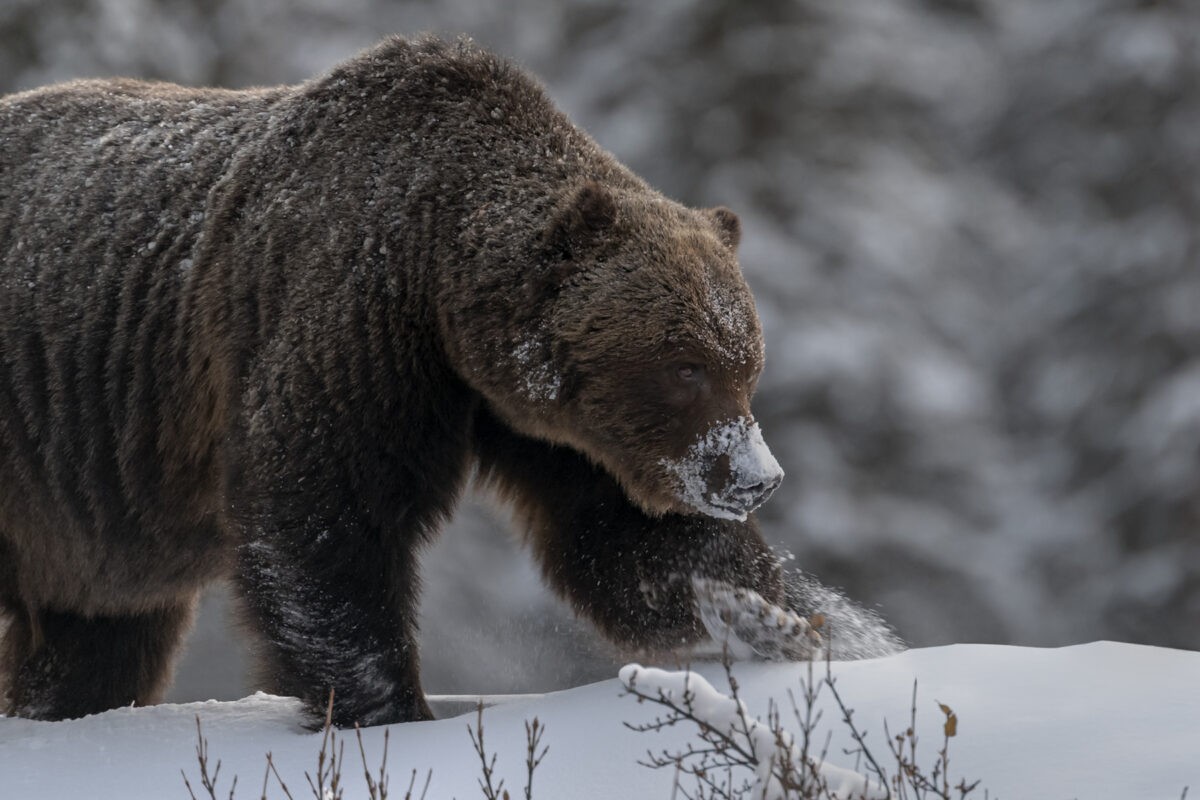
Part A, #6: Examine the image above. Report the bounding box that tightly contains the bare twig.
[622,642,995,800]
[260,758,272,800]
[621,650,787,799]
[401,768,432,800]
[468,702,506,800]
[181,688,423,800]
[355,724,391,800]
[182,715,238,800]
[266,752,297,800]
[824,668,890,795]
[304,689,345,800]
[523,717,549,800]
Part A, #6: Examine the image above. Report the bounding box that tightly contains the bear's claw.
[692,576,824,661]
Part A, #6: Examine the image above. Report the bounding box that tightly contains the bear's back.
[0,80,289,609]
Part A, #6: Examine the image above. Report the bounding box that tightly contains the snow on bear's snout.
[662,416,783,521]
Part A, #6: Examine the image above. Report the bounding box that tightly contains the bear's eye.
[661,362,707,409]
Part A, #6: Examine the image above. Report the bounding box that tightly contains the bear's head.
[455,181,783,521]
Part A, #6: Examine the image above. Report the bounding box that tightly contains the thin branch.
[524,717,549,800]
[467,702,506,800]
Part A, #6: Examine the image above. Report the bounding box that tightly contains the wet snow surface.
[2,642,1196,799]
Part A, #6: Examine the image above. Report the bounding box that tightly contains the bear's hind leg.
[3,599,196,720]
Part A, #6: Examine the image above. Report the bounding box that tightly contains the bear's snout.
[718,421,784,515]
[662,416,784,521]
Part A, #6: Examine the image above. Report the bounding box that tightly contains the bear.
[0,35,900,727]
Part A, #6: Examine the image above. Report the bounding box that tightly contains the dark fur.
[0,36,795,726]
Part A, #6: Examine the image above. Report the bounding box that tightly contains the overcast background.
[2,0,1197,701]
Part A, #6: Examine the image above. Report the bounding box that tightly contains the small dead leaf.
[938,702,958,737]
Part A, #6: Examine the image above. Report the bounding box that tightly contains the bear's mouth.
[716,477,783,517]
[689,479,782,521]
[698,496,754,522]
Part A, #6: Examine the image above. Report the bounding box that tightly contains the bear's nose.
[731,468,783,514]
[716,418,784,515]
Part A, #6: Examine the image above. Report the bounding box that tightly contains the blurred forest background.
[2,0,1197,702]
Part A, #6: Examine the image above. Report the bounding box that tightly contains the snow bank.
[619,663,885,799]
[1,642,1195,799]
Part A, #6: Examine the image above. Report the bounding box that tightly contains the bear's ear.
[708,207,741,250]
[541,181,619,262]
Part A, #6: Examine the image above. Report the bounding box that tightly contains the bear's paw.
[692,576,824,662]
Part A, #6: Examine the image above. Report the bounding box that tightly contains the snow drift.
[1,642,1195,799]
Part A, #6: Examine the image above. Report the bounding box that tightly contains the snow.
[510,337,561,403]
[2,642,1195,799]
[620,663,884,800]
[703,280,756,368]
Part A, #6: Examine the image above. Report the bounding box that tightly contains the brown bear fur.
[0,35,797,727]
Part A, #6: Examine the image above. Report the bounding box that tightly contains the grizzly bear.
[0,36,898,727]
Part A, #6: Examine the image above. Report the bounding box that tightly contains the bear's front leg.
[234,515,432,728]
[228,355,474,729]
[472,408,818,659]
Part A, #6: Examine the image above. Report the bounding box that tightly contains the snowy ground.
[2,642,1195,799]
